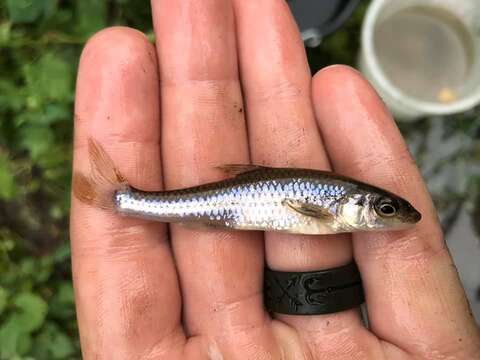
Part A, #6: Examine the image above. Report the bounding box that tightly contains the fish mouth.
[407,208,422,223]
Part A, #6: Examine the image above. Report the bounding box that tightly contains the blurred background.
[0,0,478,358]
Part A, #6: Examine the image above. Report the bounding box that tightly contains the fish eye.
[374,198,398,217]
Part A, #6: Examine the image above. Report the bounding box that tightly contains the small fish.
[73,139,421,235]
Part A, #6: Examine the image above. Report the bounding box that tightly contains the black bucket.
[288,0,361,47]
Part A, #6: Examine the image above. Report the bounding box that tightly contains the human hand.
[71,1,480,358]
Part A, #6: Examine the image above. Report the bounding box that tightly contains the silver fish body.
[113,167,421,234]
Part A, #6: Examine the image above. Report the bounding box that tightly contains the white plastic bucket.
[358,0,480,120]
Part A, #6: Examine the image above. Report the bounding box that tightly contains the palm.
[71,1,479,358]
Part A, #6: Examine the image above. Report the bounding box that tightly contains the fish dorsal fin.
[282,199,333,220]
[216,164,266,177]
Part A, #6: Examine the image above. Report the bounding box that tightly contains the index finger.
[312,66,479,357]
[71,27,185,358]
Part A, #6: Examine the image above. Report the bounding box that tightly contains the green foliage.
[0,0,152,358]
[0,153,17,200]
[397,112,480,234]
[6,0,53,24]
[75,0,107,36]
[0,237,76,359]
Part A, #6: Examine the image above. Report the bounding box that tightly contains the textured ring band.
[264,262,364,315]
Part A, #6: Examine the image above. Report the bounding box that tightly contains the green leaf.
[0,153,17,200]
[0,316,33,357]
[23,52,73,103]
[49,281,75,319]
[42,0,59,20]
[16,331,32,356]
[19,125,54,161]
[32,323,75,359]
[0,315,22,358]
[13,292,48,333]
[0,21,11,45]
[57,282,74,304]
[76,0,107,37]
[0,287,7,315]
[52,243,71,263]
[36,143,71,170]
[6,0,49,24]
[49,330,74,359]
[19,257,36,277]
[33,257,53,283]
[0,79,26,112]
[42,103,71,125]
[14,112,38,128]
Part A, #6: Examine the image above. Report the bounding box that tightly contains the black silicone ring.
[264,262,364,315]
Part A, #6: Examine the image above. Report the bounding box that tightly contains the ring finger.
[232,1,375,357]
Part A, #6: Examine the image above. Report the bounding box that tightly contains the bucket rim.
[362,0,480,115]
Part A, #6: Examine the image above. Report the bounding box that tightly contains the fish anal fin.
[282,199,333,220]
[215,164,265,177]
[178,221,224,231]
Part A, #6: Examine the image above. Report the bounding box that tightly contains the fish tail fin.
[72,172,115,210]
[87,138,127,186]
[72,138,128,210]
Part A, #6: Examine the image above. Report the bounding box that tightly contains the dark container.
[288,0,360,47]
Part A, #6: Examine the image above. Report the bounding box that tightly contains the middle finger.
[152,0,280,358]
[233,0,371,357]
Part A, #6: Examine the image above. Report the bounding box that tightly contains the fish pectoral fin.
[215,164,266,177]
[282,199,333,220]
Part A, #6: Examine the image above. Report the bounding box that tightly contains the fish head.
[337,191,421,231]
